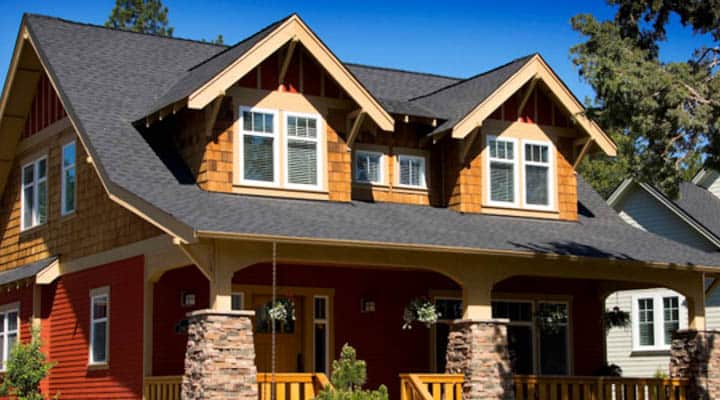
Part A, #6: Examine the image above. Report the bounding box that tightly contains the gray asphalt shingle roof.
[675,182,720,241]
[0,257,56,286]
[18,14,720,268]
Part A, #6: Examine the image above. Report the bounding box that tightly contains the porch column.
[182,310,258,400]
[670,330,720,400]
[445,319,515,400]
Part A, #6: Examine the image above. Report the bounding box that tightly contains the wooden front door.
[252,295,304,372]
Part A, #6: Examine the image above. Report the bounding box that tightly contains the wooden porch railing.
[143,373,331,400]
[400,374,464,400]
[513,375,689,400]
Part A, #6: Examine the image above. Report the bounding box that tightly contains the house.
[607,172,720,377]
[0,12,719,400]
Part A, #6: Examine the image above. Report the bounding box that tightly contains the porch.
[143,240,709,400]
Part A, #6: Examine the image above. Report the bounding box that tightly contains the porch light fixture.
[360,298,376,313]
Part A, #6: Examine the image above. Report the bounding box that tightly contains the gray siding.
[605,289,687,377]
[614,185,717,251]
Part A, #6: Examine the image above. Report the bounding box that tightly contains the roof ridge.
[344,62,463,81]
[186,13,295,72]
[24,13,229,48]
[407,53,537,102]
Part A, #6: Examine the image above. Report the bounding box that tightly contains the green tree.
[315,344,388,400]
[105,0,174,36]
[0,328,55,400]
[571,0,720,198]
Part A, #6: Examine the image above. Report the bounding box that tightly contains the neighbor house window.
[524,141,552,209]
[90,287,109,365]
[0,304,19,371]
[21,156,48,230]
[240,108,278,185]
[632,291,686,351]
[487,137,517,206]
[285,113,322,189]
[354,150,384,184]
[61,141,77,215]
[396,154,426,188]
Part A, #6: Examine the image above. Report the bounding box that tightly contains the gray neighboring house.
[607,170,720,377]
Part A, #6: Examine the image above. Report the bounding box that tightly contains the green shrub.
[316,344,388,400]
[0,327,55,400]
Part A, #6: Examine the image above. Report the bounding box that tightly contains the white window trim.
[353,150,385,185]
[231,292,245,311]
[283,111,324,191]
[394,154,427,189]
[313,295,330,373]
[61,141,76,216]
[238,106,280,188]
[89,286,110,366]
[0,302,19,372]
[20,155,48,231]
[485,135,520,208]
[521,139,555,211]
[631,290,688,352]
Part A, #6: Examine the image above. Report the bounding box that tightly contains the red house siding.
[0,284,34,344]
[43,256,144,399]
[22,73,66,138]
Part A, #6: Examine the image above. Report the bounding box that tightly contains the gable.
[22,73,66,139]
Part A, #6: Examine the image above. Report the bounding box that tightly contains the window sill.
[60,210,77,223]
[232,185,329,201]
[87,362,109,371]
[481,205,560,220]
[19,223,47,236]
[630,349,671,357]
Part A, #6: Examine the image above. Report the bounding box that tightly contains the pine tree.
[105,0,174,36]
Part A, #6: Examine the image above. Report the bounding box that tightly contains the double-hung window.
[524,141,552,209]
[21,156,48,230]
[285,113,322,189]
[354,150,384,185]
[396,154,426,189]
[632,291,686,351]
[487,137,517,206]
[240,108,278,186]
[90,287,110,365]
[0,304,19,371]
[61,141,77,215]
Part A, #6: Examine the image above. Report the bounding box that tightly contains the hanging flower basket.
[535,306,568,335]
[266,298,296,323]
[403,298,441,330]
[603,306,631,330]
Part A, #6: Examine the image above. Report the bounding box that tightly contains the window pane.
[22,164,34,185]
[492,301,532,322]
[287,139,318,185]
[639,298,655,346]
[490,161,514,202]
[540,326,568,374]
[93,296,108,319]
[435,299,463,320]
[0,313,5,333]
[253,112,265,132]
[663,297,680,345]
[264,114,274,133]
[355,152,381,183]
[243,111,252,131]
[7,333,16,354]
[63,143,76,168]
[399,157,424,187]
[23,186,33,229]
[231,293,243,311]
[37,159,47,179]
[314,323,327,372]
[7,312,17,332]
[314,297,327,320]
[64,166,76,213]
[507,326,533,374]
[526,165,549,205]
[92,321,107,362]
[37,180,47,225]
[243,135,274,182]
[288,117,317,139]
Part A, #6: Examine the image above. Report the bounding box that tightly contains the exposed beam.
[347,108,363,120]
[205,96,224,138]
[517,76,539,116]
[278,39,298,85]
[573,138,594,169]
[706,277,720,296]
[346,111,366,149]
[573,137,590,146]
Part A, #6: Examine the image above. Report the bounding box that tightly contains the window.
[285,113,322,189]
[0,304,19,371]
[240,108,278,186]
[524,141,552,209]
[313,296,329,373]
[354,150,384,184]
[21,156,48,230]
[90,287,109,365]
[61,141,77,215]
[632,291,687,351]
[396,154,426,189]
[487,137,517,206]
[432,298,463,372]
[492,300,534,374]
[231,292,245,311]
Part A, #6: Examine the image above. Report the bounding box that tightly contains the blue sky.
[0,0,710,102]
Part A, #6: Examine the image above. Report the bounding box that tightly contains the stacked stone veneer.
[670,330,720,400]
[183,310,258,400]
[445,320,515,400]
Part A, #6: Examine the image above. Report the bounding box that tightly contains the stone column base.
[670,330,720,400]
[445,319,514,400]
[182,310,258,400]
